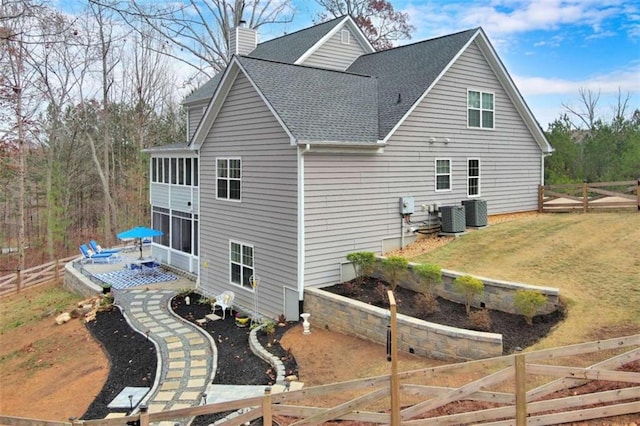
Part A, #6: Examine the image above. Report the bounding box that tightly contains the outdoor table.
[128,257,159,275]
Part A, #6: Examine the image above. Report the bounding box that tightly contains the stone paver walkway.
[115,289,216,414]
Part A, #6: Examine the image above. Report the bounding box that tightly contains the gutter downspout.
[195,149,201,289]
[297,144,311,313]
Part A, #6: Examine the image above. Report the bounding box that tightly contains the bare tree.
[90,0,294,85]
[315,0,414,50]
[0,0,49,273]
[562,87,601,131]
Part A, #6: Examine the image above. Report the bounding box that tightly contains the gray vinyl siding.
[186,101,208,142]
[150,183,199,212]
[303,40,544,288]
[198,72,298,319]
[301,28,367,71]
[150,182,169,208]
[229,27,257,55]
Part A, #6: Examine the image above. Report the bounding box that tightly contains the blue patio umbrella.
[117,226,163,259]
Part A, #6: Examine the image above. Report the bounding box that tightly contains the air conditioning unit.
[440,205,466,233]
[462,199,488,227]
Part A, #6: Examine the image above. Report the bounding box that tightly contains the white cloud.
[404,0,634,41]
[513,62,640,96]
[516,62,640,128]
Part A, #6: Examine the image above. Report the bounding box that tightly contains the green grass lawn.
[410,212,640,349]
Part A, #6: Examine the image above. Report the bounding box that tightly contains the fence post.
[139,404,149,426]
[538,185,544,213]
[55,258,60,283]
[582,180,588,213]
[16,269,21,294]
[262,386,272,426]
[515,353,527,426]
[388,290,400,426]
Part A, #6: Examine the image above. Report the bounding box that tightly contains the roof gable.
[184,16,374,106]
[347,28,477,139]
[191,56,379,148]
[248,16,347,63]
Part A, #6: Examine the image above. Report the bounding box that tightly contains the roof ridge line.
[237,55,376,79]
[255,15,348,46]
[358,27,479,58]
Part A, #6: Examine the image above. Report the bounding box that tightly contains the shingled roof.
[248,16,346,64]
[237,56,379,143]
[183,16,347,105]
[347,28,478,139]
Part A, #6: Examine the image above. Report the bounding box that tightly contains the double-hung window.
[467,159,480,197]
[468,90,494,129]
[230,241,254,289]
[435,158,452,192]
[217,158,241,200]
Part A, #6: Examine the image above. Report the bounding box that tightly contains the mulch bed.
[83,306,157,419]
[81,293,298,422]
[323,277,566,354]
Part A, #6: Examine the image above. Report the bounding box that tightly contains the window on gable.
[435,158,452,192]
[230,241,254,289]
[468,90,494,129]
[341,29,350,44]
[216,158,241,201]
[467,158,480,197]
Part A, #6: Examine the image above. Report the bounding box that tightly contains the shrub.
[346,251,376,285]
[514,290,548,325]
[453,275,484,314]
[414,293,440,316]
[413,263,442,295]
[469,309,492,331]
[381,256,409,291]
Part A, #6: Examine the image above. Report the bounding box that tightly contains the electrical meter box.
[400,196,415,215]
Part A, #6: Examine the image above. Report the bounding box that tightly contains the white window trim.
[467,158,481,198]
[435,158,452,192]
[216,157,242,202]
[341,29,350,44]
[229,240,255,292]
[467,89,495,130]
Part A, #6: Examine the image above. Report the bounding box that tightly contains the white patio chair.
[212,290,235,319]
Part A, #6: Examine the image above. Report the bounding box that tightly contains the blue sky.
[55,0,639,129]
[276,0,640,129]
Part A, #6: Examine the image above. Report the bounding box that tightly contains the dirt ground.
[1,211,638,423]
[0,288,109,420]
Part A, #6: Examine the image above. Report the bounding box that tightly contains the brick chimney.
[229,20,257,56]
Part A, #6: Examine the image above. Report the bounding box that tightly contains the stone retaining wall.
[64,261,103,298]
[304,287,502,361]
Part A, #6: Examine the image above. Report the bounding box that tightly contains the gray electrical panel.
[400,196,415,215]
[462,199,488,227]
[440,205,466,233]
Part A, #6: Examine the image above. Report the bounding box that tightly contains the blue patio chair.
[89,240,121,255]
[79,244,115,263]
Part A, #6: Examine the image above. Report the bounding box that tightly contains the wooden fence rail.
[0,255,77,297]
[1,334,638,426]
[539,179,640,212]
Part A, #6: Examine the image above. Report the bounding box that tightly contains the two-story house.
[145,15,553,320]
